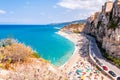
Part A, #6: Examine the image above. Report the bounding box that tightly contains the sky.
[0,0,110,24]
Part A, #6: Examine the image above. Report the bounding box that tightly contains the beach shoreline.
[56,31,79,69]
[57,31,111,80]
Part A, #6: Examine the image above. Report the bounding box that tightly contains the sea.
[0,25,75,66]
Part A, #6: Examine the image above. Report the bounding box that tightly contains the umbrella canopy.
[81,76,85,80]
[76,70,82,73]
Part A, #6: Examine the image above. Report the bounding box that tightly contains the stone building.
[104,0,113,13]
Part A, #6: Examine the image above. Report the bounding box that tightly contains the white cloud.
[57,0,107,19]
[74,11,94,20]
[0,9,6,14]
[57,0,105,10]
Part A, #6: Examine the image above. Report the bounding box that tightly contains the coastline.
[57,31,111,80]
[57,31,79,69]
[57,31,89,73]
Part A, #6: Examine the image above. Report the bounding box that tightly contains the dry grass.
[0,44,33,63]
[0,43,41,70]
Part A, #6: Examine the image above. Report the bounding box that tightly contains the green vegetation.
[0,44,41,63]
[73,30,80,33]
[0,38,54,71]
[0,38,17,47]
[0,44,31,63]
[96,41,120,67]
[32,52,40,58]
[108,9,119,29]
[0,38,42,69]
[97,21,102,28]
[88,34,120,68]
[109,9,113,21]
[2,44,5,47]
[109,21,118,29]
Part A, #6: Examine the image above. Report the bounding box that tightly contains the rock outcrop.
[61,23,85,33]
[85,0,120,59]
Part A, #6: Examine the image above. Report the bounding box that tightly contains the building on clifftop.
[104,0,113,13]
[116,0,120,4]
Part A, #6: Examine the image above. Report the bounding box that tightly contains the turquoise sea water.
[0,25,75,66]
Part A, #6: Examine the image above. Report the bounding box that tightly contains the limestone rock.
[85,0,120,59]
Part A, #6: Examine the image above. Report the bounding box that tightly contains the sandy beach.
[57,31,111,80]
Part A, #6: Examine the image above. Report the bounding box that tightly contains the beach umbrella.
[81,76,85,80]
[76,70,82,73]
[82,72,86,75]
[86,69,91,72]
[79,74,82,76]
[87,67,91,72]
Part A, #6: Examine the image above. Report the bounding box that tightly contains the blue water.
[0,25,75,66]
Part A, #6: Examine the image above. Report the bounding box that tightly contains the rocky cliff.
[61,23,85,33]
[85,0,120,60]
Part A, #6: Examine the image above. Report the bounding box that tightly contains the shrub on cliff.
[0,44,34,63]
[109,21,118,29]
[97,41,120,67]
[0,38,18,47]
[97,21,102,28]
[0,39,44,70]
[0,38,40,64]
[32,52,40,58]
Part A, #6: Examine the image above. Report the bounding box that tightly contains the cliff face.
[85,0,120,59]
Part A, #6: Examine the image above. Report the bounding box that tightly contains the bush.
[0,38,44,70]
[109,21,118,29]
[97,21,102,28]
[96,41,120,67]
[32,52,40,58]
[0,43,34,63]
[73,30,80,33]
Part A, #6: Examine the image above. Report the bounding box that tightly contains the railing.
[88,36,115,80]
